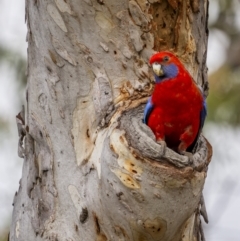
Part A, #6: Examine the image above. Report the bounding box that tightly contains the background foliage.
[207,0,240,125]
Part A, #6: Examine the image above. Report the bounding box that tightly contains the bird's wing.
[187,96,207,152]
[200,98,207,130]
[143,97,154,124]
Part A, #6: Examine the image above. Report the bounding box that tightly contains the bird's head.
[149,51,181,83]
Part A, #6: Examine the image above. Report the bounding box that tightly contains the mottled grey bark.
[11,0,211,240]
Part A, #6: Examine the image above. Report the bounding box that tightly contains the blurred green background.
[0,0,240,240]
[207,0,240,125]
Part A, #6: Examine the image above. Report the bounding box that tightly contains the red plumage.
[146,52,204,152]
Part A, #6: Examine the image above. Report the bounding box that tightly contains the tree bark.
[11,0,211,240]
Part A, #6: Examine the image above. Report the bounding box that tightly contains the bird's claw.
[179,151,194,165]
[156,140,167,156]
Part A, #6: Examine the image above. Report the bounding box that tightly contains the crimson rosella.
[143,51,207,153]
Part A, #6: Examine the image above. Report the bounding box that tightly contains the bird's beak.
[152,63,164,76]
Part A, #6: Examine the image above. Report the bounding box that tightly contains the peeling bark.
[11,0,211,240]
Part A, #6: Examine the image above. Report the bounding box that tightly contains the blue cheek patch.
[154,64,178,83]
[164,64,178,79]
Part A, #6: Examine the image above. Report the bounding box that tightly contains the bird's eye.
[163,56,169,62]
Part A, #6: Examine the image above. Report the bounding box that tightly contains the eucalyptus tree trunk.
[11,0,212,240]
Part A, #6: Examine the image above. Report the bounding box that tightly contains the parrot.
[143,51,207,154]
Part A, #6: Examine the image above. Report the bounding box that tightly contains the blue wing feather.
[143,97,154,124]
[197,85,207,130]
[200,98,207,130]
[187,96,207,152]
